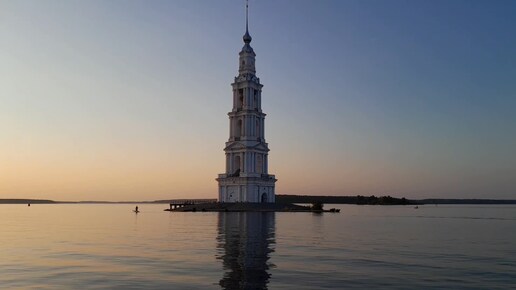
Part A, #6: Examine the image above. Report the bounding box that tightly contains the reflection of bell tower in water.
[217,1,277,203]
[217,212,276,289]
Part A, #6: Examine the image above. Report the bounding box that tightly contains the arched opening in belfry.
[234,155,241,175]
[256,154,263,174]
[236,119,242,138]
[238,89,244,109]
[261,193,268,203]
[256,119,260,138]
[254,91,258,109]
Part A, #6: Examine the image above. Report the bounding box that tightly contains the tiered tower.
[217,2,276,203]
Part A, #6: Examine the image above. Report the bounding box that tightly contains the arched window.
[256,154,263,174]
[238,89,244,109]
[234,155,241,175]
[256,119,260,138]
[236,119,242,138]
[261,193,268,203]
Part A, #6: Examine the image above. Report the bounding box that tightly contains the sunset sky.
[1,0,515,201]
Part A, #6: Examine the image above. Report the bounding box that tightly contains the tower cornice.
[228,110,265,117]
[233,74,261,85]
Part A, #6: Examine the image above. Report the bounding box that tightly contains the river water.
[1,204,515,289]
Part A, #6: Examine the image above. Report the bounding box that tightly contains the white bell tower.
[216,1,276,203]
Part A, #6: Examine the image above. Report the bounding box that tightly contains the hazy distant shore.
[1,196,515,205]
[0,199,176,204]
[276,195,516,205]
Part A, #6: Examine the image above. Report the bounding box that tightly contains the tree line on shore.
[276,195,516,205]
[276,194,413,205]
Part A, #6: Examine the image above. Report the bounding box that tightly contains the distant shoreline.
[276,195,516,205]
[0,199,217,205]
[1,196,515,205]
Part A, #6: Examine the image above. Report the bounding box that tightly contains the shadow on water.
[216,212,276,290]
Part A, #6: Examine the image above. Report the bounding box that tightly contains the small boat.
[414,206,419,209]
[133,210,140,213]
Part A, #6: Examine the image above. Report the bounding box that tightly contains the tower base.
[217,174,276,203]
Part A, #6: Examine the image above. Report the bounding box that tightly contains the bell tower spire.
[217,0,277,203]
[244,0,251,43]
[240,0,255,75]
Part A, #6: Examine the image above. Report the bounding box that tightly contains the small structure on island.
[216,1,276,203]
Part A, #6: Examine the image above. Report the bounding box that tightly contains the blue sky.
[1,0,515,200]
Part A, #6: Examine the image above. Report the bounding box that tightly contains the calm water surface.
[1,204,515,289]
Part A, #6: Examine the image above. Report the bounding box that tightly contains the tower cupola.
[239,0,256,75]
